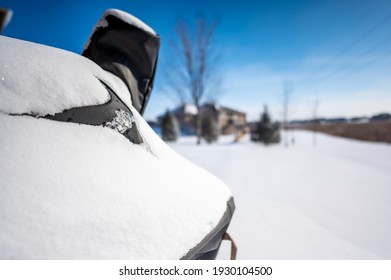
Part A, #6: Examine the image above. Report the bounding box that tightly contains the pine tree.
[251,106,281,145]
[261,105,271,125]
[161,110,179,141]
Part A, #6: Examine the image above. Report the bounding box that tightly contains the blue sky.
[2,0,391,121]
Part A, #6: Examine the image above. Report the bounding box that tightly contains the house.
[160,104,247,135]
[217,105,247,135]
[172,104,198,135]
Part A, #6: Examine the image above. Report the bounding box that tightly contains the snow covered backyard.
[169,131,391,259]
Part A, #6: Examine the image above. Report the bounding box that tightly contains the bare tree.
[166,17,222,144]
[282,81,294,147]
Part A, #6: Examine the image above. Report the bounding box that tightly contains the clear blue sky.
[2,0,391,120]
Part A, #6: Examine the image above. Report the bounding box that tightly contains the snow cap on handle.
[83,9,160,115]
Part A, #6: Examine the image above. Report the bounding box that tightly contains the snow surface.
[0,35,232,259]
[0,111,231,259]
[169,132,391,259]
[103,70,132,108]
[0,36,131,116]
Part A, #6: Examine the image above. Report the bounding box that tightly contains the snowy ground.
[168,131,391,259]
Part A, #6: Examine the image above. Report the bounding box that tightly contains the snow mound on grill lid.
[0,35,128,116]
[0,35,232,259]
[0,111,232,259]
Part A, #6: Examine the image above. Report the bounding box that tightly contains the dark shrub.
[201,114,219,143]
[161,110,179,141]
[251,106,281,145]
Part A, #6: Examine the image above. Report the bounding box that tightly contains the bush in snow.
[201,114,219,143]
[251,106,281,145]
[161,110,179,141]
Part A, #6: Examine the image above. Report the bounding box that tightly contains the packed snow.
[169,132,391,259]
[103,71,133,108]
[0,36,133,116]
[0,110,231,259]
[0,35,232,259]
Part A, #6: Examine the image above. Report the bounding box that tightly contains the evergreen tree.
[201,114,219,143]
[261,105,271,125]
[161,110,179,141]
[251,106,281,145]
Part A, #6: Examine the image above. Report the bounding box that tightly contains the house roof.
[218,105,246,116]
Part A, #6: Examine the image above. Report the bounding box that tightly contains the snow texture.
[105,109,135,134]
[103,70,132,108]
[0,112,231,260]
[0,36,231,259]
[0,36,129,116]
[169,132,391,259]
[83,9,157,52]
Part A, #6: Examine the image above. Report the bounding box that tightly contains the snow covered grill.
[0,10,234,260]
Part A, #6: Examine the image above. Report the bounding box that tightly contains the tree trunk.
[196,112,202,145]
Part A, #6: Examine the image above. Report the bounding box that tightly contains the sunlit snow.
[169,132,391,259]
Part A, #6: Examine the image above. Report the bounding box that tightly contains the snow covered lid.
[0,35,232,259]
[0,35,129,116]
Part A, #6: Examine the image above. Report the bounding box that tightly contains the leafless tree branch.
[164,17,223,144]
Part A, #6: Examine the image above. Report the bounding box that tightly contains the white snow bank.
[170,132,391,259]
[0,112,231,259]
[0,36,128,116]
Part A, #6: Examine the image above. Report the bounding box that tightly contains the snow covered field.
[169,131,391,259]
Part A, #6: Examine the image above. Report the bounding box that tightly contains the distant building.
[159,104,248,135]
[200,104,247,135]
[171,104,198,135]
